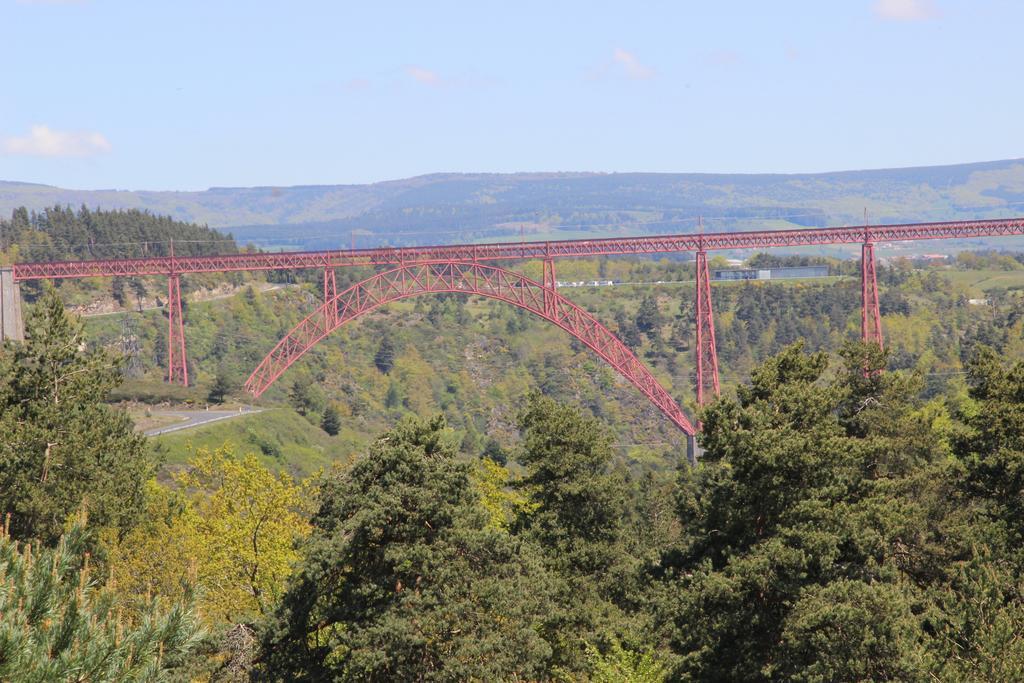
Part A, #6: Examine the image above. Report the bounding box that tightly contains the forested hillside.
[0,205,236,262]
[4,157,1024,250]
[0,206,248,317]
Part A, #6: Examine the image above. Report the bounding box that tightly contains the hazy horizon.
[4,155,1024,194]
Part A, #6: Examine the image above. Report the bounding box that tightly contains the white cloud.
[612,48,655,80]
[2,125,111,158]
[873,0,939,21]
[406,66,441,87]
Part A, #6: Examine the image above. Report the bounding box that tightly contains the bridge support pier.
[694,249,720,406]
[686,433,702,465]
[323,267,337,326]
[542,259,557,317]
[861,241,883,348]
[167,274,188,385]
[0,267,24,342]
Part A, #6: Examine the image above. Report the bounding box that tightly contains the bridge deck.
[11,217,1024,281]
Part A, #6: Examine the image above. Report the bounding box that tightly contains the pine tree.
[320,404,341,436]
[374,334,396,374]
[635,294,663,336]
[955,345,1024,540]
[0,517,202,679]
[513,394,636,672]
[111,276,127,306]
[669,316,690,352]
[260,416,554,680]
[0,288,152,544]
[130,278,147,310]
[516,393,626,562]
[384,379,402,409]
[289,378,325,417]
[665,342,950,681]
[615,310,643,349]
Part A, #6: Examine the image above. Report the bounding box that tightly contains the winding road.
[144,406,263,437]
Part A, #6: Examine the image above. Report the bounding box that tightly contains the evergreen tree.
[669,316,690,352]
[320,404,341,436]
[288,379,325,417]
[0,518,202,680]
[635,294,663,336]
[130,278,147,309]
[615,309,643,349]
[955,344,1024,538]
[384,379,402,409]
[516,393,627,565]
[514,394,641,672]
[153,326,168,367]
[374,334,397,374]
[0,288,152,544]
[481,436,507,465]
[0,205,235,261]
[260,416,553,681]
[664,342,947,681]
[111,276,127,306]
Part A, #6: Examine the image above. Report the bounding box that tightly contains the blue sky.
[1,0,1020,190]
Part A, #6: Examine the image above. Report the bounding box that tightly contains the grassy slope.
[150,407,348,478]
[941,268,1024,295]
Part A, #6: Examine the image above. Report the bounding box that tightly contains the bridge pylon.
[861,240,883,349]
[0,267,25,342]
[323,267,338,326]
[166,274,188,386]
[542,259,557,318]
[694,249,720,406]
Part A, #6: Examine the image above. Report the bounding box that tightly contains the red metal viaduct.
[9,217,1024,437]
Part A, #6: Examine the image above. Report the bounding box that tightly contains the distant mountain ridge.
[3,159,1024,250]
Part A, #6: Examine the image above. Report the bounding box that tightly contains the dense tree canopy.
[662,341,1024,681]
[0,205,234,262]
[107,446,311,626]
[261,415,554,681]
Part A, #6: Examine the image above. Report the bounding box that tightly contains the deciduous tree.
[107,447,311,625]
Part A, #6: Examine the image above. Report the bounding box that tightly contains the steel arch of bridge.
[244,261,696,436]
